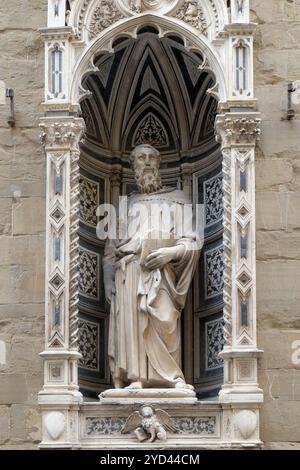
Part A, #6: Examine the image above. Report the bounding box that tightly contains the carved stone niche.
[40,0,263,450]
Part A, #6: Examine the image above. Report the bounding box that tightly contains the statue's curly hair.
[130,144,160,167]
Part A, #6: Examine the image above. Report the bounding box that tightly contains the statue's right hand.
[144,246,180,270]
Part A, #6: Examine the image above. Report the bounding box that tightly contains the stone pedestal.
[78,400,262,449]
[99,388,197,405]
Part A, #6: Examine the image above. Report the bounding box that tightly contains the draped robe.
[103,188,201,388]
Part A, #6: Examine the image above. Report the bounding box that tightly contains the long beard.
[135,168,162,194]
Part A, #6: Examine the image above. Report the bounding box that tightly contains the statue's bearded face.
[131,145,162,194]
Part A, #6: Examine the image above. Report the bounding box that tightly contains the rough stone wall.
[0,0,300,449]
[0,1,47,449]
[252,0,300,447]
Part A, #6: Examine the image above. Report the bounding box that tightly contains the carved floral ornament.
[39,119,85,149]
[174,0,208,36]
[215,115,262,148]
[89,0,125,38]
[78,0,215,38]
[94,0,187,16]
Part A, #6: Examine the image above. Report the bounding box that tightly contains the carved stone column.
[111,169,122,208]
[38,116,85,448]
[215,112,263,446]
[216,112,263,406]
[181,166,192,200]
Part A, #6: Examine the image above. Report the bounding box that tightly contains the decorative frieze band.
[84,415,217,437]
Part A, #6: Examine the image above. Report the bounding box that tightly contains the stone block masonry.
[252,0,300,446]
[0,0,47,449]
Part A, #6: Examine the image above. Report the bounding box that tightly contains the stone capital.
[39,117,85,151]
[215,112,261,149]
[110,170,122,187]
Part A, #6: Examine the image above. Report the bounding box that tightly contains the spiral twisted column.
[69,147,81,350]
[221,148,233,348]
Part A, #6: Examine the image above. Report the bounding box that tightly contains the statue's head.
[130,144,162,194]
[186,4,198,16]
[140,406,154,418]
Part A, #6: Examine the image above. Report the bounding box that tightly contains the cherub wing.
[122,411,141,434]
[155,409,177,433]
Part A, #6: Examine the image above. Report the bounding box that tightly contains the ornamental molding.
[133,114,169,148]
[89,1,126,39]
[215,113,261,148]
[84,414,218,437]
[173,0,208,36]
[69,139,81,350]
[40,119,85,150]
[222,148,232,347]
[66,0,228,41]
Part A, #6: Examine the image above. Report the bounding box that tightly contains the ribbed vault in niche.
[80,29,219,161]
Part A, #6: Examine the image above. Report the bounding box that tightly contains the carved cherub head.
[130,144,162,194]
[186,4,198,17]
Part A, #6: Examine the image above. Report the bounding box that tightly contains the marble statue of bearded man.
[103,144,202,390]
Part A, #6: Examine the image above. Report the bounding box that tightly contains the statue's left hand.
[144,246,184,270]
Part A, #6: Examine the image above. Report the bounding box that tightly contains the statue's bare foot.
[126,381,143,389]
[114,378,124,389]
[175,380,194,391]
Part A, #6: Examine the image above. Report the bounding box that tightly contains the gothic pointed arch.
[80,28,219,159]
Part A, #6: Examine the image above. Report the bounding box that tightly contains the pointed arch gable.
[70,14,227,106]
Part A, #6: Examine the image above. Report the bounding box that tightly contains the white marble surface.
[99,388,197,405]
